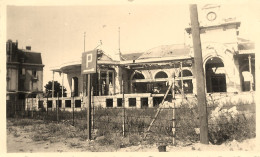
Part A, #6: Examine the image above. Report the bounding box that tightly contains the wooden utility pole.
[87,74,92,140]
[189,4,209,144]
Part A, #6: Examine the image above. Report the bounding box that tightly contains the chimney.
[26,46,31,51]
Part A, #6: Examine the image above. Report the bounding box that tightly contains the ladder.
[144,82,173,138]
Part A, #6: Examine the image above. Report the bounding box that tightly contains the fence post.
[87,74,92,140]
[56,93,59,122]
[14,96,17,118]
[46,96,48,116]
[122,81,126,137]
[72,93,75,126]
[91,87,94,133]
[172,78,176,146]
[26,97,28,117]
[31,97,34,118]
[172,103,176,145]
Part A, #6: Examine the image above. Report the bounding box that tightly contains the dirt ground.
[6,119,257,153]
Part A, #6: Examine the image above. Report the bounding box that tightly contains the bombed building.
[25,4,255,110]
[6,40,44,116]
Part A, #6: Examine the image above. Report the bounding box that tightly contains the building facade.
[26,5,255,110]
[6,40,44,116]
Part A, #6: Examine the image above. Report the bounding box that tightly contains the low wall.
[25,92,255,111]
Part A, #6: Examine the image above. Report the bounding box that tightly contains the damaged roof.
[121,52,143,61]
[237,37,255,50]
[137,44,191,60]
[17,50,43,64]
[97,49,114,61]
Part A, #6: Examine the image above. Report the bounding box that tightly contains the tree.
[44,81,67,97]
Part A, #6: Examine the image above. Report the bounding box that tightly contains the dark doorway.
[205,57,226,93]
[153,97,163,107]
[72,77,79,96]
[141,97,148,108]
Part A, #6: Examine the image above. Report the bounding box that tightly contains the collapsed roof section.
[52,37,254,73]
[137,44,191,60]
[237,37,255,50]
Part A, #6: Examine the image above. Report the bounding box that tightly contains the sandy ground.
[6,120,257,153]
[118,138,256,152]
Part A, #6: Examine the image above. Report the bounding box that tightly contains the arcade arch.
[205,57,226,93]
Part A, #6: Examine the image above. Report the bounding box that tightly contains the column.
[61,72,65,108]
[248,55,253,91]
[61,72,64,98]
[114,66,122,94]
[148,97,153,108]
[98,70,101,96]
[136,97,141,108]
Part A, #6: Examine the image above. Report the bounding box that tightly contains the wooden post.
[172,102,176,145]
[14,96,17,117]
[122,81,125,137]
[87,74,92,140]
[56,92,59,122]
[31,97,33,118]
[189,4,209,144]
[52,71,55,107]
[171,78,176,146]
[72,92,75,126]
[91,87,94,133]
[46,95,48,115]
[145,82,173,138]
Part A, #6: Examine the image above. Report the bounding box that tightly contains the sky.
[5,2,260,93]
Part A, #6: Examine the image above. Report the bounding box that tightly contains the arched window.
[179,70,192,77]
[178,69,193,94]
[155,71,168,79]
[131,72,145,93]
[132,72,145,80]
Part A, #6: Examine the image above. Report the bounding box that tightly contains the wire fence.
[7,93,256,145]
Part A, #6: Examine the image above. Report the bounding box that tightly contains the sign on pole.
[81,49,97,140]
[81,50,97,74]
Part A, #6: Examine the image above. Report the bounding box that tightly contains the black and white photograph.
[1,0,260,155]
